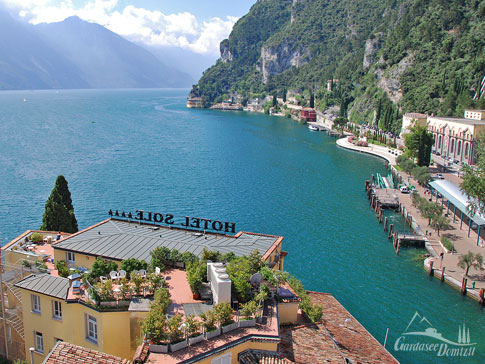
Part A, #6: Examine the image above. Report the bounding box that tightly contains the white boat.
[308,124,318,131]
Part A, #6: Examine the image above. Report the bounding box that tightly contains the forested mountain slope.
[191,0,485,133]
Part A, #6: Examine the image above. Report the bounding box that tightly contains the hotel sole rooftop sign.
[109,209,236,234]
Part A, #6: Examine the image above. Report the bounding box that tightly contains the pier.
[365,177,427,255]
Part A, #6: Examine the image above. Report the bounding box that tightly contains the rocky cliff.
[191,0,485,124]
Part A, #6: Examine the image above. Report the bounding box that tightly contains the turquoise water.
[0,89,484,363]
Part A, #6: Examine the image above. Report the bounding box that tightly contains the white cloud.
[0,0,237,55]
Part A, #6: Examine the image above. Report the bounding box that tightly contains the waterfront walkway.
[336,137,397,165]
[337,137,485,301]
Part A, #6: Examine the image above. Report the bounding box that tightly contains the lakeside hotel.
[0,212,397,364]
[401,109,485,165]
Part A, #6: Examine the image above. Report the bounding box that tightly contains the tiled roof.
[15,274,69,300]
[280,292,398,364]
[43,341,131,364]
[54,219,281,262]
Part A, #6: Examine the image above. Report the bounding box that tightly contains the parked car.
[400,186,410,194]
[435,173,444,180]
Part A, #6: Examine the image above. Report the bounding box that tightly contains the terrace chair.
[118,270,127,279]
[100,276,108,282]
[155,267,161,275]
[138,269,146,278]
[110,271,119,280]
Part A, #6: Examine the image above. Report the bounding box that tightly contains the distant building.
[186,97,202,108]
[427,110,485,165]
[401,112,428,137]
[300,108,316,122]
[327,79,339,91]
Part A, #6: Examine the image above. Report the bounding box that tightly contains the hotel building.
[1,215,396,364]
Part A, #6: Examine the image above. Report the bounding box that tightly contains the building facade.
[428,110,485,165]
[401,110,485,165]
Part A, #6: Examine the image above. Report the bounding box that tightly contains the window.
[34,332,44,353]
[86,315,98,343]
[66,251,75,263]
[31,294,41,313]
[211,353,231,364]
[52,300,62,320]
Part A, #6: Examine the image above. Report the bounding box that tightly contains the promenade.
[337,137,485,301]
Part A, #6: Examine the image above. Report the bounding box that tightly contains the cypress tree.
[41,175,78,233]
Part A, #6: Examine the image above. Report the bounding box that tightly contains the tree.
[397,155,416,174]
[422,201,443,224]
[41,175,78,233]
[310,92,315,108]
[333,117,348,131]
[404,123,435,166]
[89,257,118,281]
[458,251,484,277]
[461,133,485,216]
[412,166,432,185]
[430,214,450,236]
[121,258,147,276]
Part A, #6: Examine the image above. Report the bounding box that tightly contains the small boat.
[308,124,318,131]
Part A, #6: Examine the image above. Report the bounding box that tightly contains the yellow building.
[427,109,485,165]
[15,273,147,363]
[400,112,428,137]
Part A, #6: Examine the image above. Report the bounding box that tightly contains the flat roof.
[53,219,282,262]
[427,116,485,126]
[15,274,69,300]
[429,180,485,225]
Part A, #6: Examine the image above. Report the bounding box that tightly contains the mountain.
[191,0,485,133]
[36,16,193,89]
[0,9,193,90]
[143,45,218,81]
[0,10,88,90]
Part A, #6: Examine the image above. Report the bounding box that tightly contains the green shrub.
[30,232,43,243]
[56,260,70,278]
[121,258,147,276]
[88,257,118,281]
[150,246,170,270]
[153,287,171,314]
[214,302,233,326]
[240,300,260,320]
[441,237,454,252]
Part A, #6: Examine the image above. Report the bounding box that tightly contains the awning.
[429,179,485,226]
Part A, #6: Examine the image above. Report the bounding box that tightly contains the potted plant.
[130,271,145,295]
[119,277,133,301]
[239,300,258,327]
[186,262,204,299]
[169,249,182,268]
[185,315,204,346]
[97,280,114,305]
[200,310,220,339]
[167,314,187,352]
[214,302,237,333]
[141,310,169,353]
[147,272,163,293]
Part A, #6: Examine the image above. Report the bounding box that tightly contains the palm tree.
[458,251,484,277]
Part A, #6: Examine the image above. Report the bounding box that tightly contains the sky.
[0,0,256,55]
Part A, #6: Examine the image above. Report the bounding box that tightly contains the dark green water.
[0,89,483,363]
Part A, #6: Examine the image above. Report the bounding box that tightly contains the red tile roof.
[280,292,398,364]
[44,342,131,364]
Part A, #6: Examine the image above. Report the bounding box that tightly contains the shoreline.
[336,137,483,304]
